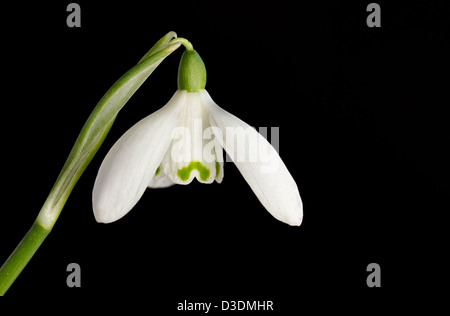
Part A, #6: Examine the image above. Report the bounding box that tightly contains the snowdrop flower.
[93,40,303,226]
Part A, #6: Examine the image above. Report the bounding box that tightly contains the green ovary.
[177,161,211,181]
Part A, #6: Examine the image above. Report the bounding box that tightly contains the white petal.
[201,90,303,226]
[93,90,186,223]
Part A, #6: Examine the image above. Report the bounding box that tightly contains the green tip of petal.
[177,161,210,181]
[215,161,220,178]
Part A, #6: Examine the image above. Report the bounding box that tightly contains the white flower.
[93,45,303,226]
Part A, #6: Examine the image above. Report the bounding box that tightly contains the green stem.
[169,37,194,51]
[0,118,114,296]
[0,222,50,295]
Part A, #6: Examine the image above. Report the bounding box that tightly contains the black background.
[1,0,448,308]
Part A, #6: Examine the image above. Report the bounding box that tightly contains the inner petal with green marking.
[159,91,220,185]
[177,161,210,181]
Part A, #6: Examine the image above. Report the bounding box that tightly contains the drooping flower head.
[93,38,303,226]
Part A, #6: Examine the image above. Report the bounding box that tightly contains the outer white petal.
[93,90,186,223]
[201,90,303,226]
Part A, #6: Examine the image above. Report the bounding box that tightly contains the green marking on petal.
[215,161,220,178]
[155,166,161,176]
[177,161,210,181]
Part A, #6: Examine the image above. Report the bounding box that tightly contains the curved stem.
[0,32,181,295]
[169,37,194,51]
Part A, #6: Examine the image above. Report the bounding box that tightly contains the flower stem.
[0,222,50,295]
[169,37,194,51]
[0,31,182,295]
